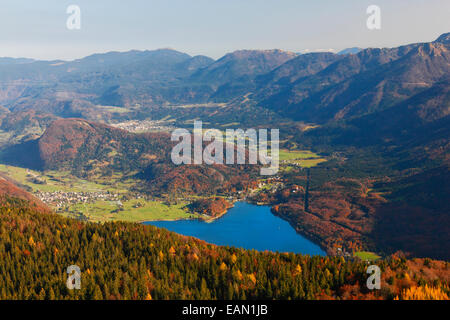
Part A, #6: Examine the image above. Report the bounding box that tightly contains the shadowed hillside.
[257,35,450,124]
[0,118,259,196]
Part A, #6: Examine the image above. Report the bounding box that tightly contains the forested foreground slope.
[0,192,448,300]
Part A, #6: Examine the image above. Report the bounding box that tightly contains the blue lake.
[144,202,326,255]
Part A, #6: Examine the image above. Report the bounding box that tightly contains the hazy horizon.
[2,30,449,63]
[1,0,449,61]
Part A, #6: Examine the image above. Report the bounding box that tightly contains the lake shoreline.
[143,202,327,256]
[140,200,237,224]
[141,201,330,255]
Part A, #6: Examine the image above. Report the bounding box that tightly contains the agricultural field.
[0,164,132,193]
[279,149,321,161]
[279,149,327,168]
[0,164,198,223]
[354,251,381,261]
[296,158,328,168]
[96,105,131,114]
[61,199,196,223]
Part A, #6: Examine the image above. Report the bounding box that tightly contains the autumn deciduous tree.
[0,196,448,301]
[396,285,449,300]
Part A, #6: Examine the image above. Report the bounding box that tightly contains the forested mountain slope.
[0,192,448,300]
[0,118,259,196]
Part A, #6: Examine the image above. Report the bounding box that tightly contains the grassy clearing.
[278,149,327,168]
[297,158,328,168]
[354,251,381,261]
[66,199,197,223]
[279,149,321,161]
[96,105,130,114]
[0,164,133,193]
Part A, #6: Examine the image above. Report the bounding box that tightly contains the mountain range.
[0,33,447,128]
[0,32,449,260]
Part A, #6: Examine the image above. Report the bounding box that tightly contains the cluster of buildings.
[111,120,174,133]
[280,159,311,168]
[335,247,353,259]
[35,190,121,208]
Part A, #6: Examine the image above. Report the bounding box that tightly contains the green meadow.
[65,199,197,223]
[278,149,327,168]
[279,149,321,161]
[0,164,133,193]
[0,164,196,223]
[354,251,381,261]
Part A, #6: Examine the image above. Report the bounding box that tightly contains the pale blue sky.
[0,0,449,60]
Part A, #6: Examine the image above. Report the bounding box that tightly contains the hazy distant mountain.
[307,77,450,151]
[0,49,216,114]
[258,34,450,124]
[0,57,35,65]
[175,55,215,72]
[337,47,363,55]
[435,32,450,44]
[0,48,298,113]
[0,33,448,126]
[190,49,297,86]
[254,52,343,102]
[193,49,299,101]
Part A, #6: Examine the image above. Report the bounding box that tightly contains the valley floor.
[0,164,199,223]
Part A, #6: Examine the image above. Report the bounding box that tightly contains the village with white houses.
[35,190,122,208]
